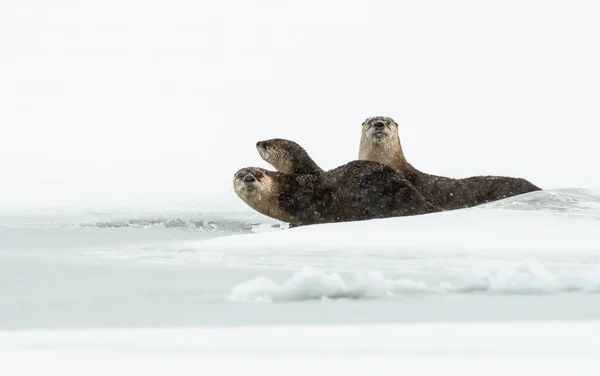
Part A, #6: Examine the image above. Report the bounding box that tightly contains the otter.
[233,158,441,227]
[256,138,324,175]
[358,116,542,210]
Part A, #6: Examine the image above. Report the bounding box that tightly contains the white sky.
[1,0,599,210]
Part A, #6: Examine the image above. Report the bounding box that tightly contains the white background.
[1,0,599,211]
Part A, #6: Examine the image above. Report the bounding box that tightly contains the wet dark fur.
[257,139,324,175]
[272,161,440,226]
[402,167,542,210]
[359,116,542,211]
[254,138,442,226]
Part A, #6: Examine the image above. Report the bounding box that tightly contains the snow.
[2,322,600,375]
[227,263,599,303]
[197,202,600,255]
[228,268,445,302]
[161,188,600,301]
[189,188,600,257]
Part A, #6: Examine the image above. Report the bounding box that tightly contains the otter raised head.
[358,116,542,210]
[359,116,407,168]
[256,138,324,175]
[237,139,443,227]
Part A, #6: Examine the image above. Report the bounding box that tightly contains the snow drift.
[180,188,600,301]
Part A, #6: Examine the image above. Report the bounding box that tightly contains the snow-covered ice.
[2,322,600,376]
[169,189,600,303]
[2,188,600,331]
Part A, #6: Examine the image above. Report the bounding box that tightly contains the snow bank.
[191,189,600,256]
[2,322,600,375]
[170,189,600,300]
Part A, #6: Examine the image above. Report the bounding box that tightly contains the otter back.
[277,160,440,226]
[402,166,542,210]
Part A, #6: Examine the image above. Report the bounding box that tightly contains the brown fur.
[233,168,299,225]
[358,116,542,210]
[256,139,324,175]
[234,158,442,227]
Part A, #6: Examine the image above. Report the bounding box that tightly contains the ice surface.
[156,188,600,301]
[2,322,600,376]
[4,321,599,354]
[2,184,600,332]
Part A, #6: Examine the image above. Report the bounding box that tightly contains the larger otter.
[234,149,441,227]
[358,116,542,210]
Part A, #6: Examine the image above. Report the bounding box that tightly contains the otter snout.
[362,117,400,142]
[238,171,259,187]
[235,172,260,194]
[367,125,390,140]
[234,168,265,194]
[256,140,271,161]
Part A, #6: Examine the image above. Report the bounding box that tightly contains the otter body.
[358,116,542,210]
[252,138,442,225]
[234,159,440,227]
[401,169,541,210]
[284,160,440,225]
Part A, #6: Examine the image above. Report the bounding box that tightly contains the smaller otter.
[358,116,542,210]
[256,138,324,175]
[233,160,441,227]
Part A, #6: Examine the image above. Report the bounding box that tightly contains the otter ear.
[392,120,398,127]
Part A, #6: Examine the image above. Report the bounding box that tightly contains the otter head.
[361,116,399,142]
[359,116,406,170]
[233,167,298,225]
[256,138,323,175]
[233,167,273,199]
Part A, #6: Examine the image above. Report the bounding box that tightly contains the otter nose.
[243,174,255,183]
[373,121,385,128]
[256,141,267,149]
